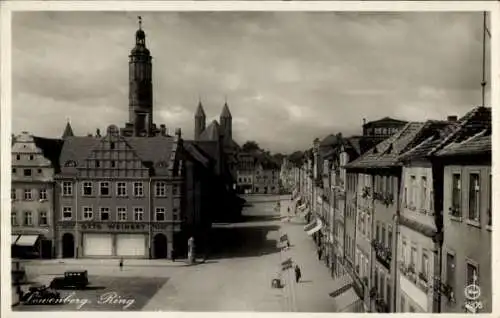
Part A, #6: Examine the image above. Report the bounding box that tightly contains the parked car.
[49,270,89,289]
[20,284,61,304]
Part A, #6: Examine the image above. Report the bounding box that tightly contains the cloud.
[12,11,489,154]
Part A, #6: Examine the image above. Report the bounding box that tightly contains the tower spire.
[138,15,142,30]
[481,11,489,107]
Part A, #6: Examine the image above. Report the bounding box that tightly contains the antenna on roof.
[481,11,490,107]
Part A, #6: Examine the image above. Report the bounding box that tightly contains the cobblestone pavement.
[13,195,339,312]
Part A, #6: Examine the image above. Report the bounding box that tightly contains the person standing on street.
[119,257,124,271]
[318,248,323,261]
[294,264,302,283]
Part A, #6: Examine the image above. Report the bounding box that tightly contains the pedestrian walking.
[171,249,176,262]
[294,265,302,283]
[317,249,323,261]
[119,257,124,271]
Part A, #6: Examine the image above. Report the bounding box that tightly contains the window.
[404,187,408,207]
[468,173,480,222]
[400,296,406,312]
[100,182,110,196]
[134,207,144,221]
[117,207,127,221]
[374,269,379,290]
[29,154,34,160]
[11,188,16,200]
[39,188,47,200]
[379,272,385,297]
[134,182,144,197]
[11,212,17,226]
[39,211,48,225]
[117,182,127,197]
[466,262,478,286]
[421,252,429,280]
[95,160,100,168]
[155,182,167,197]
[12,168,16,174]
[110,142,115,150]
[62,207,72,220]
[24,189,32,200]
[83,207,93,220]
[381,225,386,246]
[111,160,116,168]
[388,227,393,251]
[451,173,461,215]
[386,282,391,308]
[421,176,427,210]
[376,222,380,241]
[410,176,416,207]
[488,174,492,226]
[82,182,93,196]
[446,253,456,292]
[37,169,42,174]
[361,214,366,235]
[156,207,166,221]
[62,181,73,196]
[410,246,417,268]
[24,211,33,226]
[16,154,20,160]
[100,207,110,221]
[23,169,32,177]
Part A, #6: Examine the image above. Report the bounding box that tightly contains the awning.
[307,218,323,236]
[15,235,39,247]
[304,220,316,232]
[332,287,362,312]
[330,274,354,298]
[11,235,19,245]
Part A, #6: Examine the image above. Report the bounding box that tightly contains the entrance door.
[62,233,75,258]
[153,234,168,259]
[83,233,113,256]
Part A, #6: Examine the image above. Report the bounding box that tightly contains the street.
[14,194,338,312]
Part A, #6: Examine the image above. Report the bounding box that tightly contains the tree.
[242,141,261,152]
[272,153,285,165]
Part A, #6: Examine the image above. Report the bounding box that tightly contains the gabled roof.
[363,117,408,127]
[200,120,220,141]
[345,122,427,169]
[58,135,176,176]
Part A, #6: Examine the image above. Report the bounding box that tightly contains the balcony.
[371,240,391,270]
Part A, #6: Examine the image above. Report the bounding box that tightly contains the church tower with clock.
[121,16,158,137]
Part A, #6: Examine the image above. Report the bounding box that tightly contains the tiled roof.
[33,137,64,172]
[436,130,491,157]
[345,136,362,156]
[345,122,426,169]
[429,106,491,155]
[58,135,176,176]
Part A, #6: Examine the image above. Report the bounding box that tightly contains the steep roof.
[195,101,206,118]
[58,135,176,176]
[436,130,491,157]
[221,102,232,118]
[363,117,408,127]
[399,106,491,161]
[62,122,74,138]
[200,120,220,141]
[345,122,427,169]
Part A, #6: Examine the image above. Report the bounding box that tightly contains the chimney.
[95,128,101,138]
[363,118,367,125]
[175,128,181,138]
[447,115,458,122]
[160,124,166,136]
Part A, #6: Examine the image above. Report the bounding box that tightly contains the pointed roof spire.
[62,119,74,138]
[195,96,206,118]
[221,97,232,118]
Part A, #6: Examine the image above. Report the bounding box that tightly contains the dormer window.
[64,160,77,167]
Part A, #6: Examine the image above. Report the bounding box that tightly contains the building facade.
[11,132,63,259]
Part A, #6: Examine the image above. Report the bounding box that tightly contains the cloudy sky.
[12,11,490,154]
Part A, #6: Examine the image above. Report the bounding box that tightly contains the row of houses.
[236,151,281,195]
[282,106,491,313]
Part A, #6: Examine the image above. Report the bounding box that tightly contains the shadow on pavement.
[208,224,281,259]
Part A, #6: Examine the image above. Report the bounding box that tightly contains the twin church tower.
[121,16,233,143]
